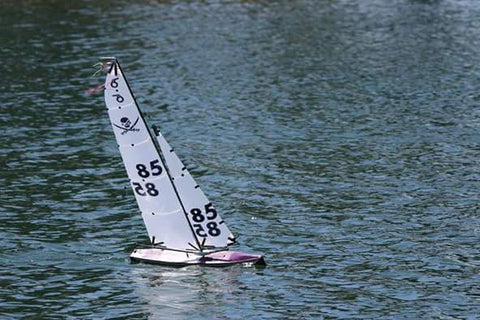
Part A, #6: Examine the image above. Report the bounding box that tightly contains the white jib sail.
[155,131,236,248]
[104,61,198,251]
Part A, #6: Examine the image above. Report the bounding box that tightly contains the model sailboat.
[101,58,265,267]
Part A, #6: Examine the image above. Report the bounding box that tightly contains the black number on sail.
[136,164,149,178]
[150,160,162,176]
[133,182,146,196]
[206,222,221,236]
[190,208,205,223]
[132,182,159,197]
[204,203,217,220]
[135,160,163,178]
[145,183,159,196]
[111,78,119,88]
[193,224,207,237]
[189,206,221,237]
[113,94,124,103]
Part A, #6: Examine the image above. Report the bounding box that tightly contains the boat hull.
[130,248,266,267]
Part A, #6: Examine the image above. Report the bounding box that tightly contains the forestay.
[104,62,198,251]
[155,131,235,247]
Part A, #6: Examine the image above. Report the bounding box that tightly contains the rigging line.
[85,83,105,95]
[86,59,113,95]
[112,59,203,251]
[188,242,199,251]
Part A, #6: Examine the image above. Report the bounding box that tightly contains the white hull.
[130,248,266,267]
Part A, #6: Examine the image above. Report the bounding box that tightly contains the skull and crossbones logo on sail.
[114,116,140,135]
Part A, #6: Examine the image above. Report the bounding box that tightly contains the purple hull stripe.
[202,251,263,263]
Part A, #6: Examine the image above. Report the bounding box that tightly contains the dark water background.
[1,0,480,318]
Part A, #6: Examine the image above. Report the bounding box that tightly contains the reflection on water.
[130,267,202,317]
[130,265,266,318]
[1,0,480,318]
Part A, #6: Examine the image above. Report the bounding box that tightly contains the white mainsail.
[155,131,236,248]
[104,61,199,251]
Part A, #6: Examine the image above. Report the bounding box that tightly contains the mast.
[107,58,203,251]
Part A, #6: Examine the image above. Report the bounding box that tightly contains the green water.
[1,0,480,318]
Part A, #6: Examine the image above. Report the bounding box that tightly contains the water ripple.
[1,0,480,318]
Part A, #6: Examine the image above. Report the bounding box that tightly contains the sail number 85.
[136,160,163,178]
[191,203,221,237]
[131,160,163,197]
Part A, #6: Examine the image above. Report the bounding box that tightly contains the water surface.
[1,0,480,318]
